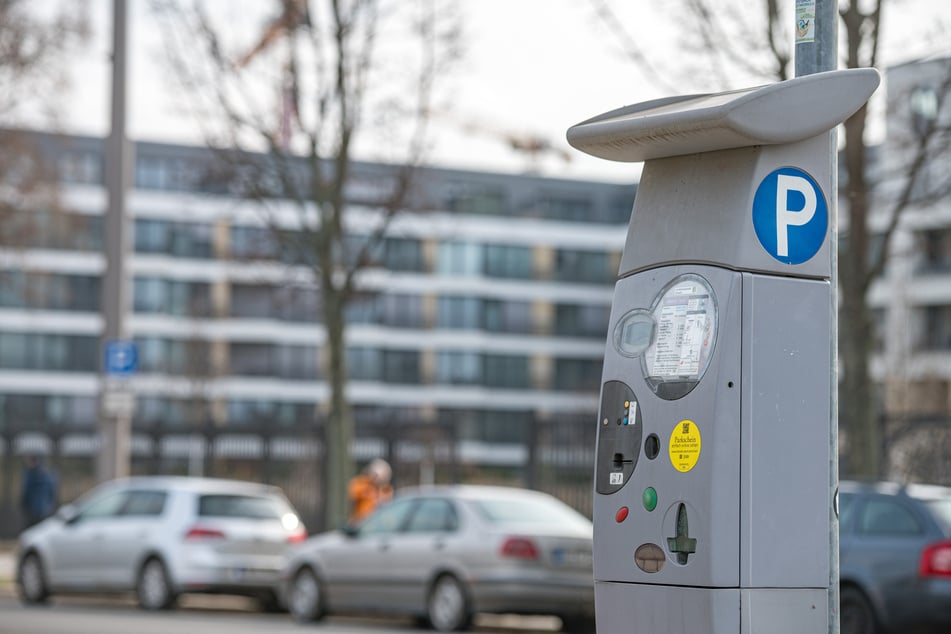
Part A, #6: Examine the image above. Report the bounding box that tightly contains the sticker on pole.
[669,420,701,473]
[752,167,827,265]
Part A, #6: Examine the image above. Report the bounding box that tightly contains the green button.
[643,487,658,512]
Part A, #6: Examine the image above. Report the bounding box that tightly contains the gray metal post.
[97,0,134,483]
[795,2,839,633]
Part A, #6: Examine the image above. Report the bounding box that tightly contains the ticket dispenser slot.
[568,69,880,634]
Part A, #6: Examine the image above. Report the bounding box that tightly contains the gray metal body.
[567,69,880,634]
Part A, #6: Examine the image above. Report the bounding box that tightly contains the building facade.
[866,54,951,481]
[0,131,634,530]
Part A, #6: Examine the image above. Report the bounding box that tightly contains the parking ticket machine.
[566,69,880,633]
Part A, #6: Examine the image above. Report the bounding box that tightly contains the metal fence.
[0,415,595,538]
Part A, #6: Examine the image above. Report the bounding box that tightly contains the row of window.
[0,393,584,446]
[0,332,602,390]
[5,211,615,283]
[0,272,610,337]
[57,149,634,226]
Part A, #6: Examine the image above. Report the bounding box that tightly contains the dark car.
[839,480,951,634]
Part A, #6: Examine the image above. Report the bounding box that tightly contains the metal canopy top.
[566,68,880,163]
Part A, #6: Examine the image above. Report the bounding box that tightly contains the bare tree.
[0,1,89,248]
[154,0,462,528]
[590,0,951,479]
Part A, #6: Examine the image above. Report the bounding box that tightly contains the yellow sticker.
[669,419,702,473]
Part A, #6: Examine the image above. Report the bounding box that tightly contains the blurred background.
[0,0,950,537]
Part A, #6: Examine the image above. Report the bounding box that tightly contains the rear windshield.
[924,499,951,533]
[474,497,590,530]
[198,494,287,519]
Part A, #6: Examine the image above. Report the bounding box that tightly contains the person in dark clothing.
[20,454,58,530]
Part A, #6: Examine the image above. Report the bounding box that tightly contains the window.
[121,491,167,517]
[447,184,507,215]
[379,294,423,328]
[437,241,482,276]
[349,347,383,381]
[198,494,289,519]
[483,299,533,334]
[554,249,614,284]
[406,499,458,533]
[436,351,482,385]
[554,304,610,338]
[382,350,420,384]
[858,498,922,536]
[79,490,129,521]
[437,297,482,330]
[0,333,97,372]
[230,343,273,376]
[359,498,415,535]
[920,306,951,351]
[232,225,279,261]
[554,358,602,391]
[484,245,533,279]
[484,354,529,388]
[383,238,424,272]
[538,194,593,223]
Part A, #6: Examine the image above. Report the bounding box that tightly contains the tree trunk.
[840,104,881,478]
[321,281,354,530]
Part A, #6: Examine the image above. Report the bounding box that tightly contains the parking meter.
[567,69,879,634]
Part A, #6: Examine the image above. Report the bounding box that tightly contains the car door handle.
[434,540,446,551]
[379,542,390,552]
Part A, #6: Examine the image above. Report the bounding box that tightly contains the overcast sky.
[60,0,951,184]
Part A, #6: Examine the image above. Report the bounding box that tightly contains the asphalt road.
[0,596,562,634]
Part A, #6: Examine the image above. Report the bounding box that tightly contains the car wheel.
[427,574,472,632]
[17,552,50,605]
[137,558,176,611]
[840,586,877,634]
[287,567,324,623]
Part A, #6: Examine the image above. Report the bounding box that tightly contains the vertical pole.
[97,0,133,483]
[795,2,839,633]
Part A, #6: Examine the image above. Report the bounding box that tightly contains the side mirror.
[341,524,359,538]
[57,504,79,525]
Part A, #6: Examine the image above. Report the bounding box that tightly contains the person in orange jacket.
[347,458,393,525]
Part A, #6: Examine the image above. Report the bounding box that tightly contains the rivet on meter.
[602,417,609,426]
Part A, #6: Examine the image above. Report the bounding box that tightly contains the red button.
[615,506,629,523]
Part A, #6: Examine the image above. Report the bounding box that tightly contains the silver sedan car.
[16,476,306,611]
[282,485,595,632]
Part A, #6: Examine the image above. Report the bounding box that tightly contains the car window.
[121,490,167,517]
[405,499,458,533]
[474,496,591,531]
[924,500,951,534]
[858,498,922,536]
[359,498,415,537]
[838,492,857,532]
[198,494,287,519]
[78,490,129,521]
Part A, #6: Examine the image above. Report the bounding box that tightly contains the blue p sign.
[752,167,827,265]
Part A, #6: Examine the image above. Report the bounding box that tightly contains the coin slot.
[644,434,660,460]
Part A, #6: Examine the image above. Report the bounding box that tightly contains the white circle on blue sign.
[752,167,827,265]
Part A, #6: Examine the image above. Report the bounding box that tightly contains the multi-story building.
[0,131,634,531]
[867,53,951,480]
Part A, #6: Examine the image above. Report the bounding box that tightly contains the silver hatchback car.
[16,476,306,610]
[282,485,595,632]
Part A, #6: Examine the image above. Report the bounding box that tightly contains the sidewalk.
[0,541,15,596]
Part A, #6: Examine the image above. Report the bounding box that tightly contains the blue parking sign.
[104,340,138,377]
[752,166,828,265]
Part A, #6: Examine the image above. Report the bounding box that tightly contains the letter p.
[775,174,817,257]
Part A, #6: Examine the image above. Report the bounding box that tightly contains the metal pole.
[794,2,839,633]
[97,0,133,482]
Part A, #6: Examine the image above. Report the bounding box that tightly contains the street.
[0,596,562,634]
